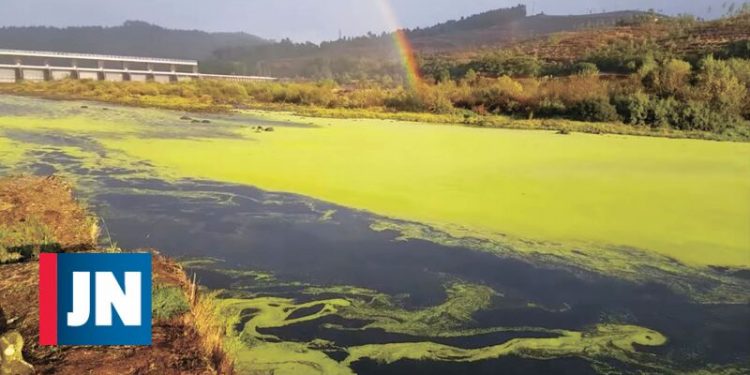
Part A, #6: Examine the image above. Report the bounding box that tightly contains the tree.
[574,62,600,76]
[647,59,692,98]
[695,55,747,115]
[464,69,478,84]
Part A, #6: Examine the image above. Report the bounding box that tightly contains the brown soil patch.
[0,177,222,374]
[0,254,217,374]
[0,176,97,253]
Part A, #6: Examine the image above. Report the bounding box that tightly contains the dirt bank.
[0,176,231,374]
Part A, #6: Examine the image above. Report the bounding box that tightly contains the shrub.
[646,97,680,129]
[472,76,524,114]
[471,53,542,77]
[152,285,190,321]
[719,39,750,59]
[644,59,693,98]
[384,88,427,112]
[423,86,455,114]
[463,69,479,83]
[614,92,650,125]
[695,55,747,115]
[676,100,720,131]
[543,75,609,105]
[574,62,600,76]
[569,98,620,122]
[534,98,567,118]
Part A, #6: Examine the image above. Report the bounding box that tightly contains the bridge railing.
[0,49,198,66]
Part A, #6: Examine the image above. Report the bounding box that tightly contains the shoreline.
[0,176,233,374]
[0,85,742,143]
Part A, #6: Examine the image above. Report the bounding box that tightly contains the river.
[1,95,748,374]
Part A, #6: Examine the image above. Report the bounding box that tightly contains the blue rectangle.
[56,253,152,346]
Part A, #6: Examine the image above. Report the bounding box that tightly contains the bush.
[574,62,600,76]
[646,97,680,129]
[676,100,721,131]
[152,285,190,321]
[695,55,747,115]
[718,39,750,59]
[470,53,542,77]
[614,92,650,125]
[644,59,693,98]
[569,98,620,122]
[472,76,524,113]
[534,98,567,118]
[384,88,427,112]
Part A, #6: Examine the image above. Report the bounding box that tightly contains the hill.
[202,6,657,78]
[503,13,750,63]
[409,5,649,52]
[0,20,268,60]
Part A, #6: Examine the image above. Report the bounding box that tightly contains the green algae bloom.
[3,101,749,269]
[1,95,749,374]
[198,275,671,375]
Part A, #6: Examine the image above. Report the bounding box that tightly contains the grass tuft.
[152,285,190,321]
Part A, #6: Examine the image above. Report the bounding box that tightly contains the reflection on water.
[1,96,748,374]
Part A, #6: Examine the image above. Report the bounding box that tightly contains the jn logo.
[39,253,152,346]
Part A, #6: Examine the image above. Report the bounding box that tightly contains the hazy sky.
[0,0,729,42]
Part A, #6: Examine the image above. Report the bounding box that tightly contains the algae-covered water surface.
[1,95,749,374]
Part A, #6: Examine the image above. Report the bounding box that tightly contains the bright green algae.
[1,97,749,269]
[1,95,749,373]
[0,96,748,304]
[204,278,669,375]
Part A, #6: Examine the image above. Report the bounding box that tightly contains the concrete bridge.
[0,49,275,83]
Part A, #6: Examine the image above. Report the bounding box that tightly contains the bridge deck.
[0,49,276,82]
[0,49,197,66]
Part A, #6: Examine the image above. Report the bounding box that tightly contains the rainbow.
[376,0,422,87]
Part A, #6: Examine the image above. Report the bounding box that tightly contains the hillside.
[0,20,268,60]
[202,6,657,78]
[408,6,649,52]
[506,13,750,63]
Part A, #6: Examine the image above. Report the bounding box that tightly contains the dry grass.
[191,291,235,375]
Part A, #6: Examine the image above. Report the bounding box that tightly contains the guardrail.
[0,49,276,82]
[0,49,198,66]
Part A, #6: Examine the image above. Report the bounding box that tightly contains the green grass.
[152,285,190,321]
[0,221,60,264]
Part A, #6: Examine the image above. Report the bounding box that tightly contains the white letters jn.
[67,272,142,327]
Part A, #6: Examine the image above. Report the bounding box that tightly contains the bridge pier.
[97,60,105,81]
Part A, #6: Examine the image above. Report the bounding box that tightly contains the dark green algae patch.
[0,95,749,374]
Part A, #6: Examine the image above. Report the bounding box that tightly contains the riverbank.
[0,81,742,142]
[0,176,233,374]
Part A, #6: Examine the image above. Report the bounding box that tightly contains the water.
[1,95,748,374]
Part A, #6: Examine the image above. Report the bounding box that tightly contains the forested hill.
[203,5,654,77]
[0,21,268,60]
[408,5,647,51]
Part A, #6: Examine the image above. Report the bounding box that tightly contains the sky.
[0,0,731,42]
